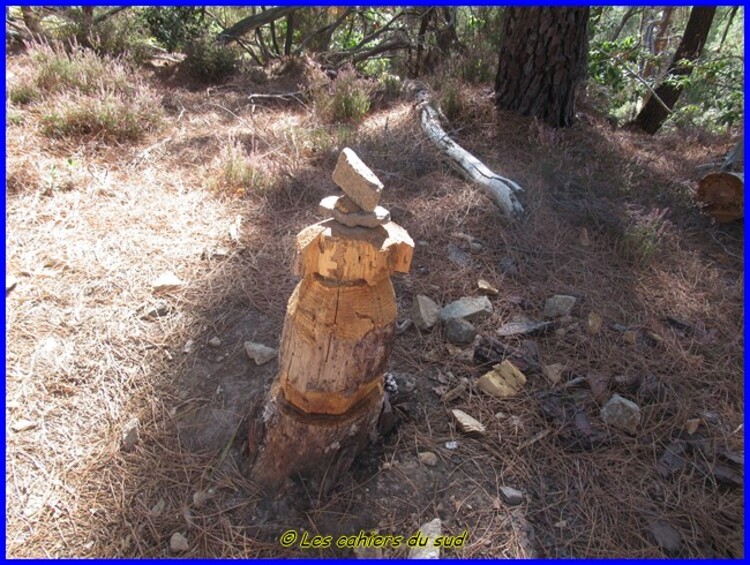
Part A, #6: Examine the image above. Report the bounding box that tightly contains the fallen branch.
[409,82,524,219]
[217,7,298,44]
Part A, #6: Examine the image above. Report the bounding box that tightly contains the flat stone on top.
[332,148,383,212]
[319,195,390,228]
[439,296,493,322]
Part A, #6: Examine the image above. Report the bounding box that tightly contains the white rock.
[478,278,499,295]
[152,271,184,292]
[439,296,493,322]
[121,418,140,451]
[451,409,486,435]
[542,363,566,385]
[244,341,278,365]
[543,295,576,317]
[601,394,641,434]
[332,148,383,212]
[411,295,440,330]
[418,451,438,466]
[408,518,441,559]
[182,340,194,354]
[169,532,189,553]
[208,337,221,348]
[11,419,37,432]
[319,195,390,228]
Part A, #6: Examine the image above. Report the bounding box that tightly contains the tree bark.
[628,7,716,135]
[283,13,294,55]
[494,7,589,128]
[217,6,297,43]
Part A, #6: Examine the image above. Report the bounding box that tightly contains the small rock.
[319,195,391,228]
[408,518,441,559]
[445,318,476,345]
[384,372,398,394]
[623,330,638,345]
[499,486,524,506]
[411,295,440,330]
[647,520,681,557]
[470,241,483,251]
[554,520,567,528]
[543,295,576,318]
[418,451,438,466]
[451,409,486,435]
[169,532,189,553]
[140,302,172,319]
[332,148,383,212]
[685,418,701,435]
[182,340,194,354]
[499,256,518,277]
[150,498,166,517]
[6,274,18,293]
[192,488,215,507]
[542,363,566,385]
[600,394,641,434]
[11,419,37,433]
[477,360,527,398]
[444,440,459,450]
[496,319,555,337]
[208,337,221,348]
[478,278,499,295]
[334,194,361,213]
[586,312,603,335]
[151,271,184,292]
[244,342,277,365]
[121,418,140,451]
[447,243,472,268]
[578,227,591,246]
[439,296,493,322]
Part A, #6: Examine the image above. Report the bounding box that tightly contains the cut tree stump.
[247,150,413,493]
[695,172,743,223]
[409,82,524,219]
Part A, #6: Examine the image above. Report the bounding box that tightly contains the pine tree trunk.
[629,7,716,135]
[494,7,589,128]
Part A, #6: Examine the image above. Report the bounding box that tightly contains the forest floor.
[5,50,744,558]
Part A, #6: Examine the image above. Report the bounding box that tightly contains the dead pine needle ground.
[5,44,743,558]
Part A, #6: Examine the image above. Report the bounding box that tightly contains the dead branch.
[217,7,298,44]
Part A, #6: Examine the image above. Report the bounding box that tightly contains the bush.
[309,65,372,124]
[438,78,468,123]
[141,7,206,52]
[209,138,270,197]
[183,33,240,84]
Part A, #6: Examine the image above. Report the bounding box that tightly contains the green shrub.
[620,206,673,262]
[439,79,467,123]
[141,7,206,52]
[309,65,372,124]
[8,82,38,105]
[183,33,240,84]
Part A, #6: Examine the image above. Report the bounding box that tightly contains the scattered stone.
[685,418,701,435]
[121,418,140,451]
[644,330,664,347]
[478,278,499,295]
[444,441,459,450]
[169,532,190,553]
[408,518,442,559]
[623,330,638,345]
[208,337,221,348]
[600,394,641,434]
[11,419,37,433]
[445,318,476,345]
[441,378,469,403]
[418,452,438,467]
[586,312,603,335]
[447,243,472,268]
[496,319,554,337]
[542,363,566,385]
[543,295,576,318]
[647,520,681,557]
[470,241,483,251]
[554,520,568,528]
[151,271,184,292]
[499,256,518,277]
[150,498,166,517]
[334,194,360,213]
[332,148,383,212]
[578,227,591,247]
[192,487,216,508]
[318,195,391,228]
[6,274,18,294]
[587,372,611,405]
[656,441,688,480]
[499,486,524,506]
[411,295,440,330]
[244,342,277,365]
[439,296,493,322]
[477,360,527,398]
[140,302,172,319]
[451,409,486,435]
[182,339,195,354]
[384,372,398,394]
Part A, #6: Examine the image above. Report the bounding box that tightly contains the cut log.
[410,82,524,219]
[695,172,743,223]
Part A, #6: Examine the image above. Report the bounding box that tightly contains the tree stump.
[695,172,743,223]
[248,149,413,493]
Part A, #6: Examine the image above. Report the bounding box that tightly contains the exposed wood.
[695,172,743,223]
[410,83,524,219]
[248,213,413,491]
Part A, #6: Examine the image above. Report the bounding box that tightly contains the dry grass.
[6,47,743,559]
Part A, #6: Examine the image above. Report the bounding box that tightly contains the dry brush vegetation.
[5,34,743,558]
